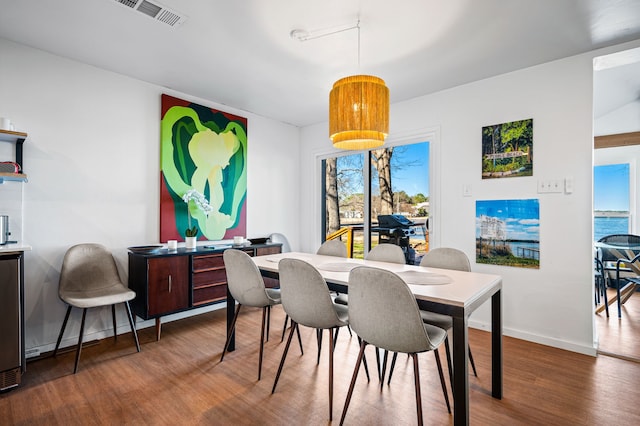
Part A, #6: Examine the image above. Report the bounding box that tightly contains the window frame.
[317,126,441,256]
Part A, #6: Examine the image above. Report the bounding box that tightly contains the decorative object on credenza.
[160,94,248,242]
[475,199,540,269]
[128,245,164,254]
[181,188,213,245]
[482,118,533,179]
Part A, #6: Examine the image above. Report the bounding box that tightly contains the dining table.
[225,251,503,426]
[594,241,640,317]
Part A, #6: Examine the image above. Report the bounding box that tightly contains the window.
[594,163,630,241]
[321,141,430,263]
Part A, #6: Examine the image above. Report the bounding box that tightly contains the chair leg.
[296,322,304,355]
[124,301,141,352]
[468,346,478,377]
[357,337,371,382]
[411,353,424,426]
[603,282,610,317]
[221,304,242,362]
[328,327,335,421]
[375,347,382,381]
[387,352,399,385]
[444,335,453,387]
[380,350,390,389]
[112,305,117,340]
[266,305,271,342]
[617,281,622,318]
[53,305,72,356]
[317,329,323,365]
[434,348,451,414]
[272,322,297,394]
[281,314,289,342]
[73,308,88,374]
[339,339,368,425]
[257,306,268,380]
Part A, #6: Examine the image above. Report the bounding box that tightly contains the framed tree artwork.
[482,118,533,179]
[160,94,247,242]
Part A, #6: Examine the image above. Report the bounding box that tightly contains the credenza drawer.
[193,269,227,287]
[193,254,224,271]
[193,284,226,306]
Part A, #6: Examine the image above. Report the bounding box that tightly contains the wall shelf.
[0,130,28,183]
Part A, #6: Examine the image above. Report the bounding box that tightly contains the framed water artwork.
[160,94,247,242]
[482,118,533,179]
[476,199,539,268]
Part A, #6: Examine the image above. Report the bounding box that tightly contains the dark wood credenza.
[128,243,281,340]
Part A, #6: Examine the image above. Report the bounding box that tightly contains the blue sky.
[475,199,540,241]
[387,142,430,196]
[594,163,629,211]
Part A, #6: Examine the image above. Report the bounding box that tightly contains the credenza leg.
[155,317,162,341]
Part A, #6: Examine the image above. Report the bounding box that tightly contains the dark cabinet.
[0,252,25,391]
[128,243,281,340]
[147,256,189,317]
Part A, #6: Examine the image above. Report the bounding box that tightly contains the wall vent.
[112,0,188,27]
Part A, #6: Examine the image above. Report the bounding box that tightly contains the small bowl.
[128,245,163,254]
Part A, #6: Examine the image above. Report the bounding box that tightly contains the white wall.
[300,39,640,355]
[0,38,301,354]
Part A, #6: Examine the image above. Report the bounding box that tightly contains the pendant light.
[329,22,389,150]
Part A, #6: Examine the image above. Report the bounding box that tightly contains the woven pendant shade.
[329,75,389,150]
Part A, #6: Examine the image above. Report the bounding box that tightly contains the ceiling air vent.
[111,0,188,27]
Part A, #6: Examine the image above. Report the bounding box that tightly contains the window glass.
[594,163,630,241]
[322,142,429,263]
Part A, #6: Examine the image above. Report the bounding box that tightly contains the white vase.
[185,236,197,249]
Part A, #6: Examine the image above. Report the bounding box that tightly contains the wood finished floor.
[595,289,640,360]
[3,305,640,425]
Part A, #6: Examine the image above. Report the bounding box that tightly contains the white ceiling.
[1,0,640,128]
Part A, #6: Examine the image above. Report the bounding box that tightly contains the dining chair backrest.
[348,266,437,353]
[59,243,124,296]
[223,249,273,307]
[316,239,347,257]
[366,243,406,264]
[419,247,471,272]
[278,258,345,329]
[269,232,292,253]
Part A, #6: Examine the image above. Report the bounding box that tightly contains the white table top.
[251,252,502,310]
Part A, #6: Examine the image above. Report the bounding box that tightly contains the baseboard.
[27,303,227,358]
[468,319,597,357]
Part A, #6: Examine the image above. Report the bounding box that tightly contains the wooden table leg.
[155,317,162,341]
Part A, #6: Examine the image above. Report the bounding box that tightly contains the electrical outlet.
[25,348,40,359]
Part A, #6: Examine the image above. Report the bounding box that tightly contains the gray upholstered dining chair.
[418,247,478,378]
[272,258,352,421]
[221,249,299,381]
[335,243,405,307]
[53,243,140,374]
[316,238,348,257]
[340,266,451,425]
[335,243,406,381]
[365,243,406,264]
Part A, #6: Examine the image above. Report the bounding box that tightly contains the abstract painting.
[160,94,247,242]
